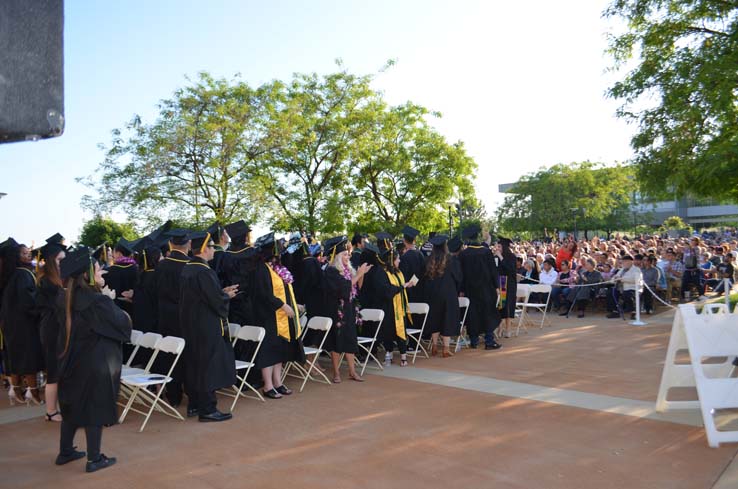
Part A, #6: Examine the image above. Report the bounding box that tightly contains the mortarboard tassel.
[200,232,211,254]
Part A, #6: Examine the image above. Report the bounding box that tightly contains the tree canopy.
[605,0,738,201]
[78,215,137,247]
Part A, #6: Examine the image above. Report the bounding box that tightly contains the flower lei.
[270,262,294,285]
[115,256,137,266]
[336,264,362,329]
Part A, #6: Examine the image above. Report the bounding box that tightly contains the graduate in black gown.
[206,222,230,284]
[494,237,518,338]
[251,233,304,399]
[180,231,238,422]
[132,241,161,334]
[0,241,43,405]
[221,220,255,326]
[56,247,131,473]
[154,229,191,406]
[458,224,502,350]
[359,238,414,367]
[349,233,366,270]
[104,238,138,316]
[399,226,426,343]
[36,235,68,421]
[422,235,462,357]
[322,236,372,383]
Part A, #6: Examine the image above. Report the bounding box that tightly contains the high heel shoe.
[25,387,45,406]
[8,385,27,406]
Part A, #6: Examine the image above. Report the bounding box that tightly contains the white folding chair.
[289,316,333,392]
[228,323,241,344]
[119,336,186,432]
[515,284,531,336]
[453,297,471,352]
[524,284,553,329]
[703,303,728,314]
[406,302,430,363]
[228,326,266,411]
[356,309,385,376]
[125,330,143,365]
[122,332,162,377]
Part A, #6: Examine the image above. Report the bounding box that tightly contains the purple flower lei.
[270,263,294,285]
[115,256,137,266]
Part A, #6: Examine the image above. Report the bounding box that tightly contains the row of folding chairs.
[514,283,553,336]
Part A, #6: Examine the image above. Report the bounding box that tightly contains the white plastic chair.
[454,297,471,352]
[515,284,531,336]
[122,332,162,377]
[124,330,143,364]
[229,326,266,411]
[286,316,333,392]
[228,323,241,343]
[703,303,728,314]
[356,309,385,375]
[524,284,553,329]
[119,336,186,432]
[406,302,430,363]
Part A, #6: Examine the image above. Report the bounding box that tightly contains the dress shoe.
[198,410,233,422]
[55,447,86,466]
[485,341,502,350]
[186,407,199,418]
[86,454,116,473]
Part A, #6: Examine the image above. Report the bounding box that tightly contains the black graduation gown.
[155,250,190,337]
[459,243,501,337]
[0,266,42,374]
[58,288,131,426]
[358,265,405,344]
[350,249,362,270]
[497,253,518,319]
[399,248,425,303]
[423,257,462,337]
[105,261,138,315]
[322,266,358,354]
[251,262,304,369]
[208,247,227,285]
[36,277,64,382]
[221,247,255,326]
[179,257,236,393]
[300,256,328,346]
[132,270,158,333]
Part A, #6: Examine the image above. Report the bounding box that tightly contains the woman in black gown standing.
[56,248,132,473]
[423,235,462,357]
[322,236,372,383]
[495,237,518,338]
[36,238,67,421]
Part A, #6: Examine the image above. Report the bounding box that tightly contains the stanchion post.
[630,271,647,326]
[726,278,731,312]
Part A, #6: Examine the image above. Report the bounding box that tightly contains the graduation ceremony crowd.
[1,219,736,473]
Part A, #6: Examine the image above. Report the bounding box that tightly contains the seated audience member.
[551,260,576,311]
[641,255,661,314]
[607,255,642,319]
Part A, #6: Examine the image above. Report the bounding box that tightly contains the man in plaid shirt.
[664,249,684,301]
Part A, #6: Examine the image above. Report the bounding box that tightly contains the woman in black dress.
[132,244,161,333]
[0,242,43,405]
[423,235,463,357]
[56,247,132,473]
[251,233,304,399]
[495,237,518,338]
[322,236,372,383]
[36,239,67,421]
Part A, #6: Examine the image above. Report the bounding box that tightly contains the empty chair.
[406,302,430,363]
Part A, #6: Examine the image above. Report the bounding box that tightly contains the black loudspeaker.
[0,0,64,144]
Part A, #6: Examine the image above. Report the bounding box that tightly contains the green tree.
[351,102,478,235]
[78,215,137,247]
[80,72,280,228]
[496,162,638,236]
[605,0,738,201]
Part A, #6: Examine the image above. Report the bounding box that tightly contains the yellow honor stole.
[267,264,302,341]
[386,270,409,341]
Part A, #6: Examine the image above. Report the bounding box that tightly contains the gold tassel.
[143,250,148,271]
[200,232,211,254]
[89,259,95,286]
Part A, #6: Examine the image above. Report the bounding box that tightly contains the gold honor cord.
[287,283,301,338]
[385,271,408,341]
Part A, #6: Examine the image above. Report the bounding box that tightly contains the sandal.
[45,410,62,422]
[275,385,293,396]
[262,388,282,399]
[333,375,342,384]
[348,374,364,382]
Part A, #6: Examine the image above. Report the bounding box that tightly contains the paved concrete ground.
[1,308,737,489]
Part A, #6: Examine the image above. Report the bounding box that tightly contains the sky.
[0,0,635,245]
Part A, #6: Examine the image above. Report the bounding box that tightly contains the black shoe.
[606,312,620,319]
[559,311,569,316]
[55,447,86,466]
[485,341,502,350]
[275,385,293,396]
[198,410,232,422]
[86,454,116,473]
[186,407,199,418]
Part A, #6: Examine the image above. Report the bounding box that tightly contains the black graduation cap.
[148,220,173,242]
[39,242,66,260]
[402,225,420,242]
[448,236,462,253]
[363,241,381,255]
[462,224,481,240]
[254,232,276,250]
[190,231,213,254]
[114,237,134,256]
[225,220,251,241]
[131,236,152,254]
[45,233,65,246]
[92,243,108,263]
[375,232,394,250]
[498,236,513,247]
[429,234,448,247]
[323,235,348,258]
[206,222,225,243]
[167,229,191,246]
[0,237,19,253]
[60,246,94,280]
[309,243,323,257]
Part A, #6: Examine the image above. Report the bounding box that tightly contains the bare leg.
[442,336,454,357]
[330,352,341,382]
[272,364,284,388]
[261,366,275,392]
[346,353,361,380]
[24,374,42,403]
[45,383,62,421]
[430,332,440,356]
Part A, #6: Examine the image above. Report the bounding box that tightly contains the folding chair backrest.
[129,329,143,345]
[703,303,727,314]
[228,323,241,340]
[237,325,266,343]
[516,285,530,300]
[407,302,430,315]
[157,336,186,355]
[529,284,552,294]
[300,314,308,329]
[458,297,470,309]
[359,308,384,323]
[127,332,162,367]
[307,316,332,332]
